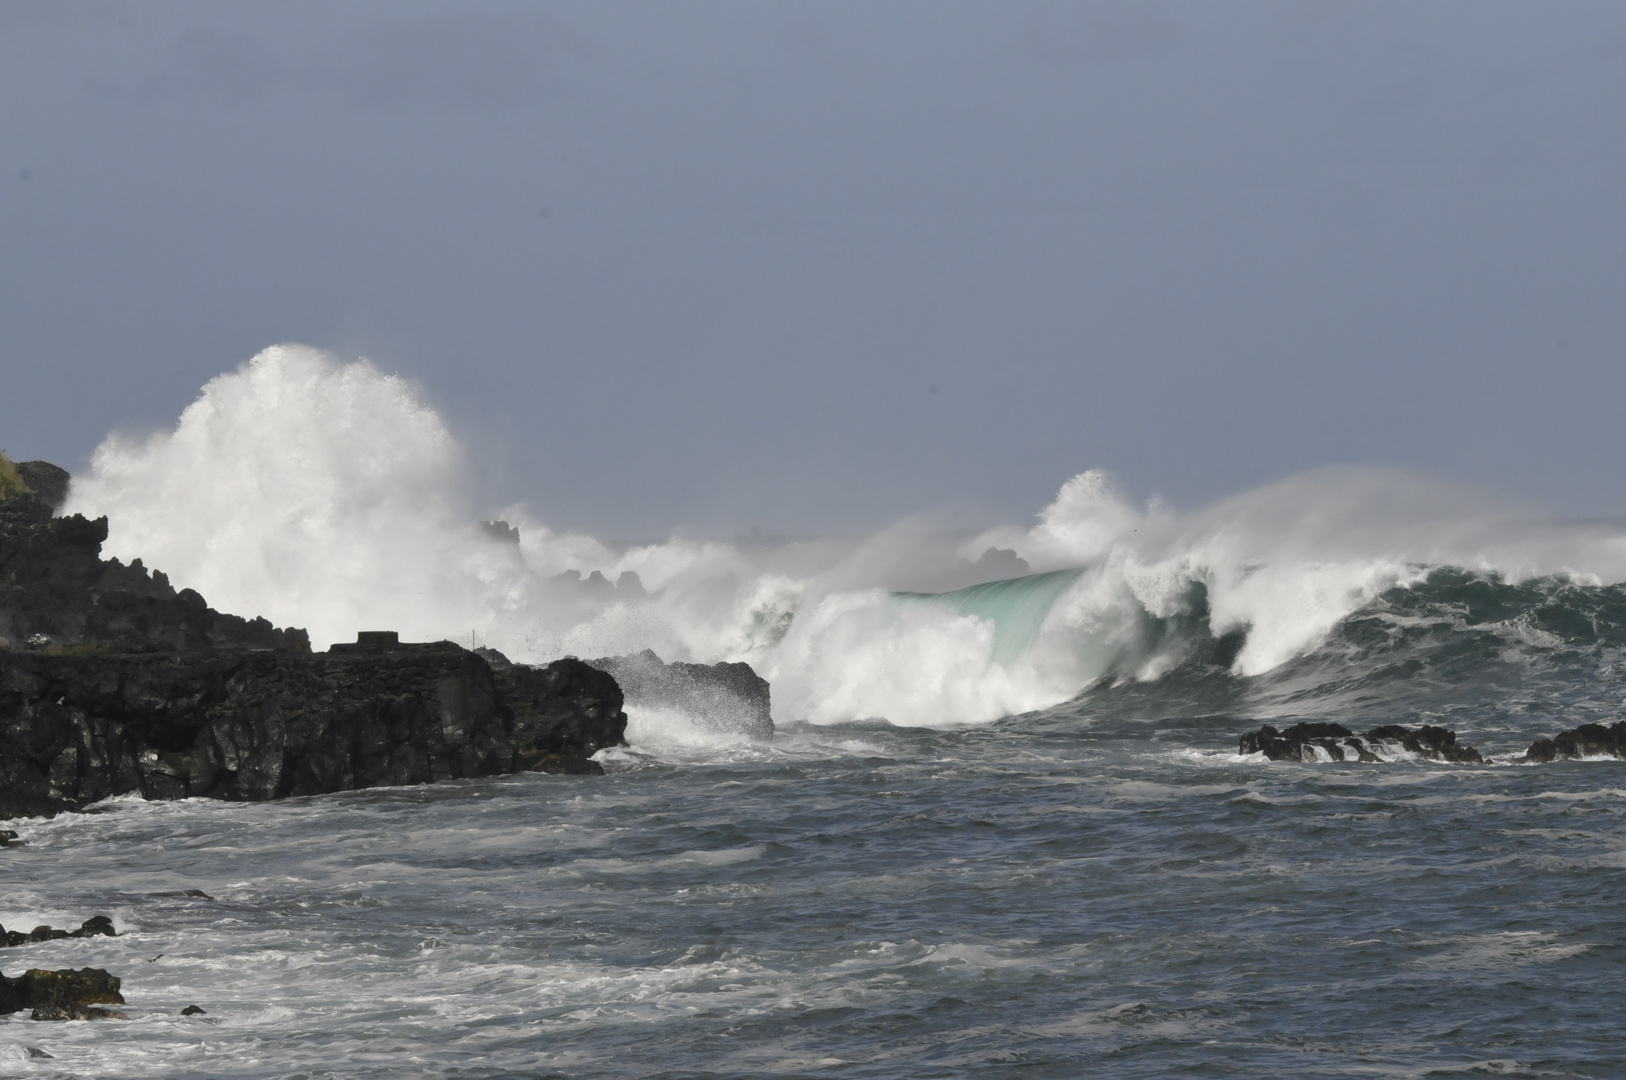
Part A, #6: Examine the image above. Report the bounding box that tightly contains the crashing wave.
[62,344,1626,730]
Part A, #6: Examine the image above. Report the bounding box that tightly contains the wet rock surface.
[0,643,628,819]
[1524,720,1626,763]
[1240,722,1485,764]
[0,967,124,1018]
[586,648,773,739]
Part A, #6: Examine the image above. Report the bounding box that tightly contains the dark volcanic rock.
[0,967,124,1017]
[0,475,306,654]
[1524,720,1626,763]
[1240,722,1483,764]
[587,648,772,739]
[0,643,628,819]
[0,468,627,818]
[1,916,116,947]
[13,462,68,513]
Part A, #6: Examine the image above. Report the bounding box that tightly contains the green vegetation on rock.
[0,454,27,501]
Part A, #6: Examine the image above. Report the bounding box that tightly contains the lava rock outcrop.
[0,641,628,819]
[1240,722,1484,763]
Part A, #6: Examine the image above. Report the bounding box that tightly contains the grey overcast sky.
[2,0,1624,536]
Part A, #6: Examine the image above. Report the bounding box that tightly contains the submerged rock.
[32,1003,127,1020]
[1523,721,1626,763]
[0,967,124,1018]
[1240,722,1484,764]
[587,649,773,739]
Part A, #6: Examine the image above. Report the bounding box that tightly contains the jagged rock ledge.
[1524,721,1626,763]
[1240,722,1485,764]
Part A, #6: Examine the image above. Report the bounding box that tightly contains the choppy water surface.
[5,703,1626,1079]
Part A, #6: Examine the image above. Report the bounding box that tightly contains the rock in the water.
[0,967,123,1017]
[587,649,772,739]
[1240,722,1483,763]
[75,915,116,938]
[0,644,628,819]
[180,1004,207,1016]
[0,916,116,947]
[32,1003,127,1020]
[1524,720,1626,763]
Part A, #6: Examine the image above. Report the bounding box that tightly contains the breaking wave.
[63,345,1626,729]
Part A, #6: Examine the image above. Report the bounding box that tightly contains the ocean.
[7,346,1626,1077]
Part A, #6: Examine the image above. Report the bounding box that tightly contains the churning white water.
[63,345,1626,729]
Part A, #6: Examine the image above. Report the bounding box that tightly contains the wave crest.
[64,345,1626,729]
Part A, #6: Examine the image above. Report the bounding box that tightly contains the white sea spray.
[65,345,1626,730]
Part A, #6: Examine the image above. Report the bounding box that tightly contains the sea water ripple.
[4,715,1625,1079]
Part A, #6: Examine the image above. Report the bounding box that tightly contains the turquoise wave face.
[892,569,1085,667]
[1053,567,1626,746]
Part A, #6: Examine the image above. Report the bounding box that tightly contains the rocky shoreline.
[0,640,630,820]
[0,463,635,821]
[0,459,639,1025]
